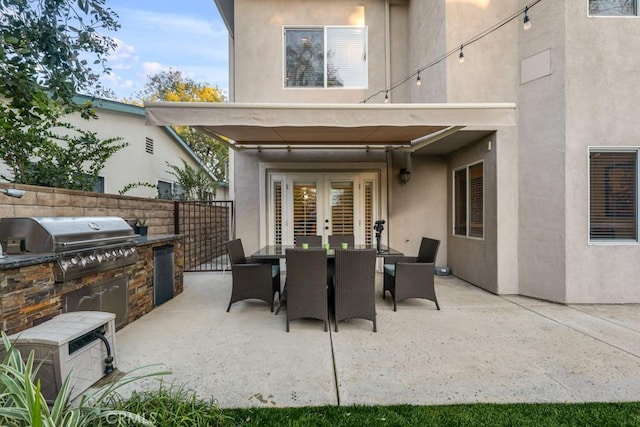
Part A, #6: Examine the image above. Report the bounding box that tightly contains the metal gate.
[174,200,234,271]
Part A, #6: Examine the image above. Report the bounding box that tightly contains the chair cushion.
[272,265,280,278]
[383,264,395,276]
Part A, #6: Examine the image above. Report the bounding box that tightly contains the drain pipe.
[384,0,391,102]
[93,329,115,374]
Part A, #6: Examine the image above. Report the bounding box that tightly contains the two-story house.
[146,0,640,304]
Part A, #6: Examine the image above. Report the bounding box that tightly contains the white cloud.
[121,9,216,36]
[142,62,168,75]
[108,38,136,61]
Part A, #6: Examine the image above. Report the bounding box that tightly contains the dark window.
[589,150,637,241]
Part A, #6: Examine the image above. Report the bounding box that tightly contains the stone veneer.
[0,237,184,335]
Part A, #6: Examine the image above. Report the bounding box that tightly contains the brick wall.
[0,183,174,235]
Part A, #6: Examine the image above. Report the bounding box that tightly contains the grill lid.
[0,217,136,253]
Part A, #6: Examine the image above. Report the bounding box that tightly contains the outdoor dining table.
[250,244,404,259]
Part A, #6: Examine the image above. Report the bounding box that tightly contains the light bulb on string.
[458,45,465,64]
[416,71,422,86]
[384,91,389,103]
[523,7,532,30]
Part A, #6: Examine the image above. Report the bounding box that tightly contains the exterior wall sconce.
[399,168,411,184]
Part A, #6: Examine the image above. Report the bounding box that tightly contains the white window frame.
[588,0,639,17]
[283,25,368,89]
[452,161,485,240]
[588,147,639,244]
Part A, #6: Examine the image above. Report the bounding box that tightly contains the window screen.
[285,26,367,88]
[589,0,637,16]
[589,151,637,241]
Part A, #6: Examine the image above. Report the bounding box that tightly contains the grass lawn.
[111,387,640,426]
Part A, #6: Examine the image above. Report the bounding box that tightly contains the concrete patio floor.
[113,272,640,408]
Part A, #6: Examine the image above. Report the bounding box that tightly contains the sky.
[99,0,229,100]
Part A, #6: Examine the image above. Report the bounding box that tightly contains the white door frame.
[259,162,388,248]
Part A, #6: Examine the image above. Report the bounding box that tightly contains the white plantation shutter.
[330,181,354,235]
[589,151,637,241]
[469,163,484,238]
[326,27,367,88]
[293,183,317,239]
[364,181,373,245]
[273,181,283,245]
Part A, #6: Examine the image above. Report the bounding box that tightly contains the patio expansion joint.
[500,296,640,361]
[328,323,341,406]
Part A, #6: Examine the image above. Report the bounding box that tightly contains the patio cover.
[145,102,516,152]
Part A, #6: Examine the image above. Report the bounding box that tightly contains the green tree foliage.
[132,69,228,183]
[166,159,215,200]
[0,0,127,191]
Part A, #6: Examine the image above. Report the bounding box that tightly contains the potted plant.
[134,214,148,236]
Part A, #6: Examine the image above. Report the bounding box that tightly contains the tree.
[131,69,228,183]
[166,159,215,200]
[0,0,126,190]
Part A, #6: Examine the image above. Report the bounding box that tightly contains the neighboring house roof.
[145,102,515,155]
[74,94,225,185]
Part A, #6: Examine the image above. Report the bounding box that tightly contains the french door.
[268,172,378,245]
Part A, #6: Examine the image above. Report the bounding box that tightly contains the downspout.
[384,0,391,101]
[385,0,393,249]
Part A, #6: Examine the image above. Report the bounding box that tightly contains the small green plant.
[0,331,169,427]
[119,182,157,196]
[136,214,148,227]
[109,382,231,427]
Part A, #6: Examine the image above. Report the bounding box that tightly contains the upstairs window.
[589,0,638,16]
[284,26,367,88]
[589,150,638,242]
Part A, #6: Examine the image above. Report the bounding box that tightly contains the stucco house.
[1,95,227,200]
[145,0,640,304]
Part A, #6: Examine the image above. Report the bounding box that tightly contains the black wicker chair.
[333,249,377,332]
[285,248,328,332]
[225,239,280,312]
[383,237,440,311]
[328,234,355,248]
[295,235,323,247]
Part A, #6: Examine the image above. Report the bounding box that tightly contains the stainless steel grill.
[0,217,139,282]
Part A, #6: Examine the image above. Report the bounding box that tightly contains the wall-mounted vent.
[145,137,154,154]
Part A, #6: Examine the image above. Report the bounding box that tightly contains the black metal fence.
[174,200,234,271]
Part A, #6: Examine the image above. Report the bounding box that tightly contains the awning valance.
[144,102,516,152]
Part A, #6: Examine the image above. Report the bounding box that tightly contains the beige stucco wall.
[563,3,640,303]
[517,0,567,302]
[61,108,210,199]
[387,152,448,265]
[233,0,389,104]
[446,135,498,293]
[446,1,518,103]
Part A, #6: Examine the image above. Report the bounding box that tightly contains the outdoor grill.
[0,216,139,282]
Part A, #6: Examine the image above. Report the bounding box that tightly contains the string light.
[523,7,532,30]
[362,0,542,104]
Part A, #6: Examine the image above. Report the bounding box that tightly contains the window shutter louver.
[469,163,484,238]
[274,182,283,245]
[364,181,373,245]
[589,151,637,241]
[330,181,354,235]
[293,183,317,238]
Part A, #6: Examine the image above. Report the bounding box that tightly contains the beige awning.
[145,102,516,151]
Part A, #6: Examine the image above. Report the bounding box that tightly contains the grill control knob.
[70,257,80,266]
